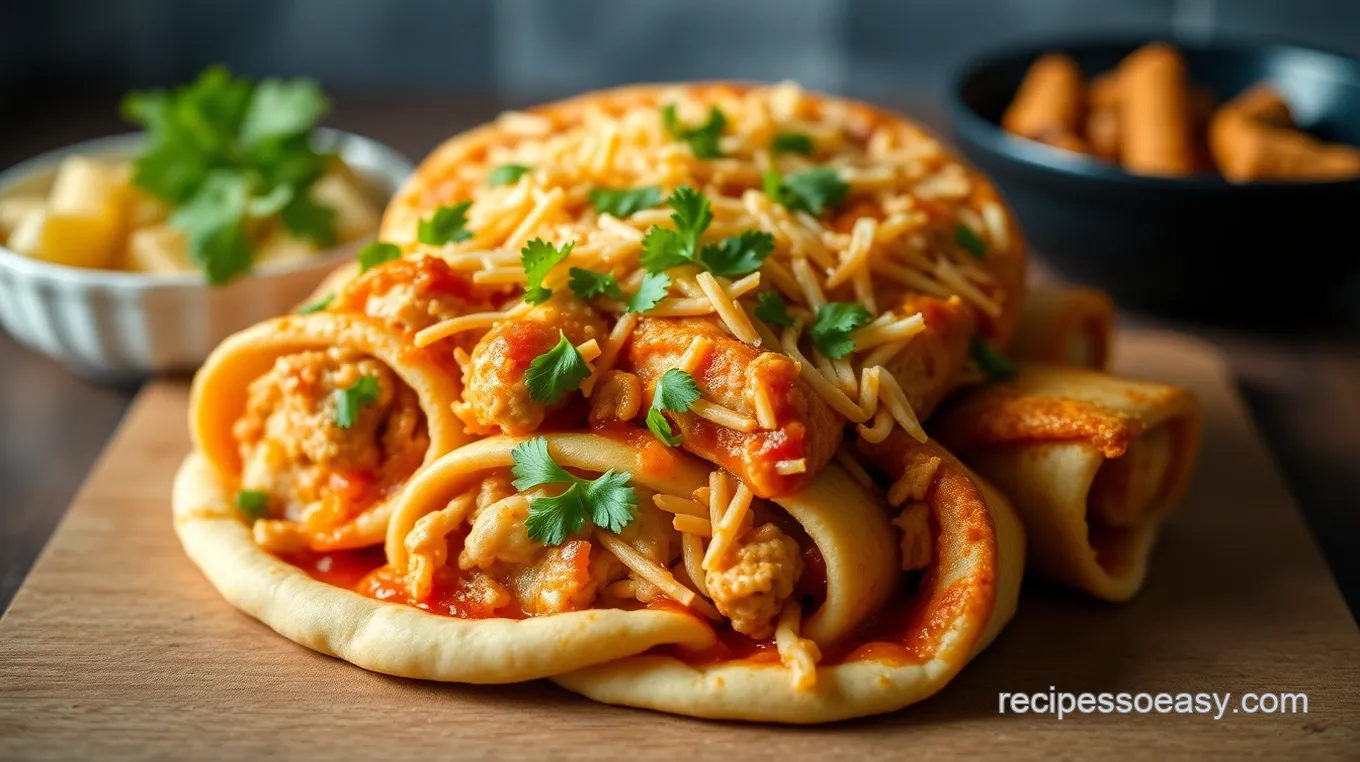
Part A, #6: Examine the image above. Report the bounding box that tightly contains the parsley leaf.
[772,132,815,156]
[521,238,574,305]
[525,332,591,404]
[512,437,639,545]
[696,230,775,277]
[627,272,671,313]
[970,338,1016,381]
[334,375,382,429]
[120,66,336,284]
[809,302,872,359]
[955,223,987,260]
[298,294,333,314]
[763,168,850,215]
[646,368,701,447]
[234,489,270,519]
[568,268,625,300]
[357,241,400,273]
[488,164,530,187]
[417,202,473,245]
[754,291,793,328]
[661,104,726,158]
[589,186,662,218]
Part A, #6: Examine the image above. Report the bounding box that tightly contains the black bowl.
[947,36,1360,331]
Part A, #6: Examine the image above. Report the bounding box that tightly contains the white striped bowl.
[0,129,413,381]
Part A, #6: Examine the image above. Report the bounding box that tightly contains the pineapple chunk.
[255,224,318,268]
[6,209,47,257]
[126,187,171,228]
[0,196,46,241]
[34,157,128,269]
[126,223,193,273]
[309,170,379,243]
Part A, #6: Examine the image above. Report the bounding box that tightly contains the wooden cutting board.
[1,330,1356,760]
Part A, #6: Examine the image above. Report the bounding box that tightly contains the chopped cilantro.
[521,239,574,305]
[487,164,531,187]
[417,202,473,245]
[661,104,726,158]
[297,294,333,314]
[645,369,701,447]
[754,291,793,328]
[955,223,987,260]
[762,168,849,215]
[525,332,591,404]
[771,132,815,156]
[333,375,381,429]
[357,241,400,273]
[588,186,662,218]
[234,490,270,519]
[511,437,638,545]
[627,272,672,313]
[970,338,1016,381]
[696,230,775,277]
[568,268,625,300]
[809,302,872,359]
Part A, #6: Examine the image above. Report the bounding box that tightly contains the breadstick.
[1002,53,1089,153]
[1118,43,1196,177]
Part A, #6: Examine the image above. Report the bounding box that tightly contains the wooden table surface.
[2,91,1359,623]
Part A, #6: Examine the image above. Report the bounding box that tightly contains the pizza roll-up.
[934,364,1200,601]
[1002,53,1090,153]
[188,257,488,552]
[1009,284,1114,369]
[556,433,1023,723]
[1209,85,1360,182]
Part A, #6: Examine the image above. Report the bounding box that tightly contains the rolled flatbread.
[933,364,1200,601]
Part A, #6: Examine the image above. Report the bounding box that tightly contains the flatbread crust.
[934,363,1201,601]
[172,452,716,683]
[553,438,1026,724]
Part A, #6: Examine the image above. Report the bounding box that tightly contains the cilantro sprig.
[334,375,382,428]
[512,437,638,546]
[954,223,987,260]
[754,291,794,328]
[357,241,400,273]
[809,302,872,359]
[121,66,337,284]
[568,268,625,300]
[970,338,1016,381]
[639,187,774,278]
[521,239,574,304]
[645,369,702,447]
[488,164,530,187]
[525,332,591,404]
[763,168,850,215]
[661,104,726,158]
[772,132,815,156]
[589,186,662,218]
[418,202,473,246]
[628,272,672,313]
[234,490,270,520]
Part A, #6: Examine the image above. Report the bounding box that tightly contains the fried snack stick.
[1002,53,1090,153]
[1209,85,1360,182]
[1118,43,1196,177]
[1085,71,1122,162]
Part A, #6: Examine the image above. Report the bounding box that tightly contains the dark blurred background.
[2,0,1359,616]
[4,0,1359,107]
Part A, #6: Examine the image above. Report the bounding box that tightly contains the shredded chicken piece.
[893,500,933,571]
[338,255,493,338]
[704,523,803,638]
[233,347,428,530]
[459,495,537,571]
[609,503,679,603]
[887,454,940,507]
[589,370,644,425]
[251,519,308,554]
[404,492,478,601]
[462,297,606,434]
[508,539,599,614]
